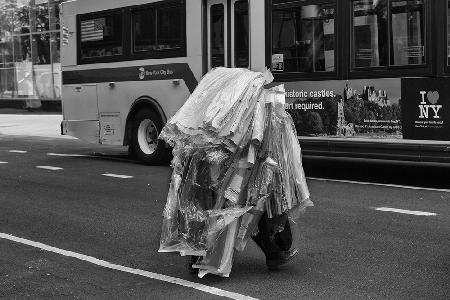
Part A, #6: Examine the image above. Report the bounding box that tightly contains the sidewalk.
[0,113,130,156]
[0,113,69,139]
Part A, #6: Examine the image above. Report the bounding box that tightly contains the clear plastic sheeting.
[159,67,273,150]
[158,67,312,278]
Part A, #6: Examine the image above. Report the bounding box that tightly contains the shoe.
[266,248,299,269]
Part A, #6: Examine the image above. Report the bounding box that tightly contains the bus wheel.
[129,108,169,165]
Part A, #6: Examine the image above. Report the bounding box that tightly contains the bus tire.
[129,108,170,165]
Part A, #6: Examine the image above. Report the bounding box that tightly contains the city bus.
[60,0,450,165]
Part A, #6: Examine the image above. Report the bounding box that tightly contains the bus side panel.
[60,2,77,67]
[96,79,192,145]
[186,0,203,61]
[62,84,99,120]
[61,120,100,144]
[61,83,100,142]
[186,0,203,81]
[249,0,266,72]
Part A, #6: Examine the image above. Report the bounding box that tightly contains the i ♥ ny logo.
[419,91,442,119]
[427,91,439,104]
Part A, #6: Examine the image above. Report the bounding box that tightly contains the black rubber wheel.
[129,108,170,165]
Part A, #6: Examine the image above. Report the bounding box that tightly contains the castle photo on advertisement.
[285,78,402,139]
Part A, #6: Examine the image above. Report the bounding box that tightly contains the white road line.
[48,153,88,157]
[102,173,134,179]
[308,177,450,193]
[9,150,27,153]
[0,161,8,164]
[36,166,64,171]
[373,207,437,216]
[0,233,257,300]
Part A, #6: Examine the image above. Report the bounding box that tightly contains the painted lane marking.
[9,150,27,153]
[0,161,8,164]
[48,153,89,157]
[36,166,64,171]
[48,152,135,164]
[0,233,257,300]
[102,173,134,179]
[308,177,450,193]
[373,207,437,216]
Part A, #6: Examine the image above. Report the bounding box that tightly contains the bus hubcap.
[137,119,158,155]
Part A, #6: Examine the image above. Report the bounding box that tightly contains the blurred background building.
[0,0,67,111]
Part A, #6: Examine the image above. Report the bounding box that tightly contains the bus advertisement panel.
[280,77,450,142]
[281,78,403,140]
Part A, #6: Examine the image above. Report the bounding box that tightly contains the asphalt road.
[0,116,449,299]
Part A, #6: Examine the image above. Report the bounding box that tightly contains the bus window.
[390,0,424,66]
[79,11,123,61]
[132,8,156,53]
[208,3,227,69]
[132,3,184,55]
[352,0,388,68]
[210,3,226,68]
[233,0,249,68]
[157,5,183,51]
[352,0,425,69]
[272,1,335,73]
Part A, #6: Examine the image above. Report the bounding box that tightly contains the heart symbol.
[427,91,439,104]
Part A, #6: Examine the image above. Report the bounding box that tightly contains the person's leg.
[274,217,292,251]
[252,212,298,269]
[252,212,282,257]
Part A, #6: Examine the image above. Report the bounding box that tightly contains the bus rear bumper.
[61,120,100,144]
